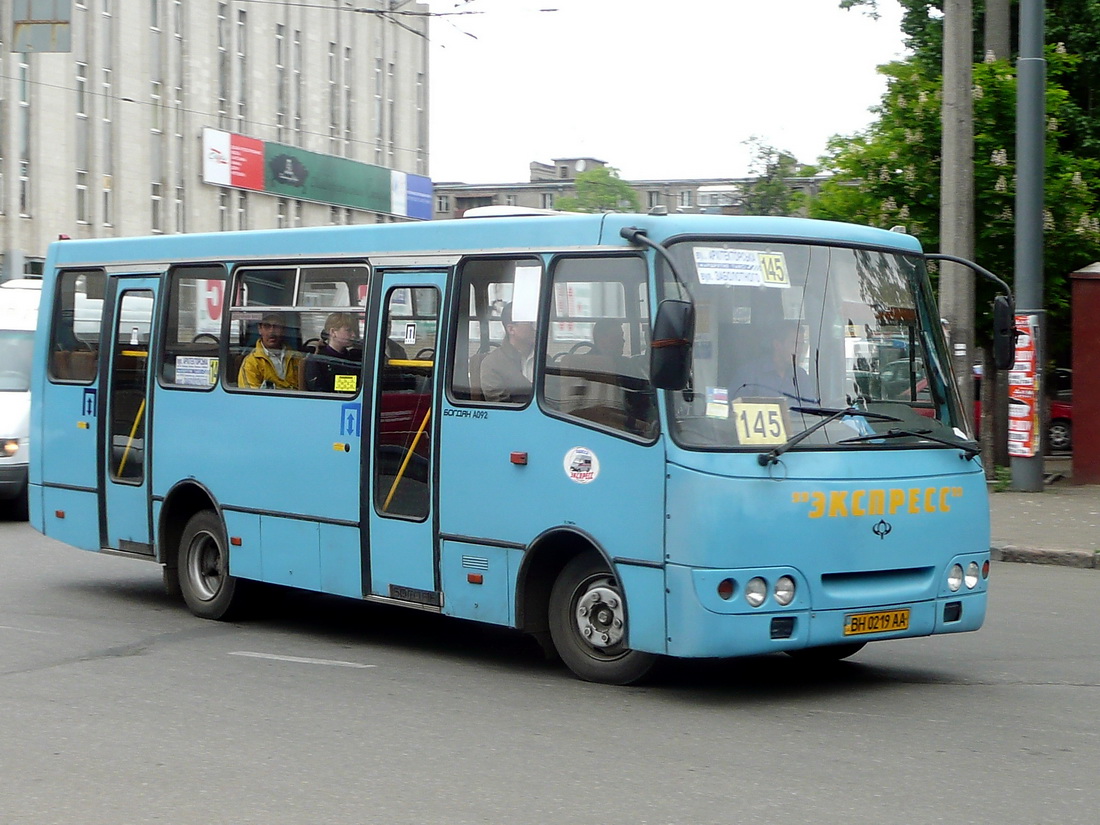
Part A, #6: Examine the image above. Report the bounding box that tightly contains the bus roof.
[43,214,924,270]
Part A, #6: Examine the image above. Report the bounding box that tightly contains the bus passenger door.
[101,279,158,554]
[367,272,446,605]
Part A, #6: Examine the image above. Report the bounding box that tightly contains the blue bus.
[28,213,1014,684]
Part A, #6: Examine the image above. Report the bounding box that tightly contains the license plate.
[843,608,910,636]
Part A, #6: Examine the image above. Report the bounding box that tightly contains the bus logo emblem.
[873,520,893,540]
[564,447,599,484]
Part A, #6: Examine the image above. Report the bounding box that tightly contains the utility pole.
[939,0,976,424]
[1011,0,1046,491]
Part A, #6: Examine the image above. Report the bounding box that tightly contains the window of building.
[219,190,230,231]
[151,182,163,233]
[175,186,185,233]
[237,190,248,230]
[449,257,543,406]
[679,190,693,208]
[373,57,383,165]
[217,3,229,124]
[18,58,31,215]
[328,42,339,151]
[436,195,450,213]
[275,24,287,139]
[541,193,555,210]
[542,256,657,440]
[293,30,303,135]
[647,191,661,210]
[343,46,353,154]
[277,198,288,228]
[236,9,247,125]
[76,63,90,224]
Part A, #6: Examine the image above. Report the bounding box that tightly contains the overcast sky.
[427,0,908,183]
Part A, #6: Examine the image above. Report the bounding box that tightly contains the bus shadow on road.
[56,574,954,693]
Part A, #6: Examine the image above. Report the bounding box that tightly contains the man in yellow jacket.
[237,312,303,389]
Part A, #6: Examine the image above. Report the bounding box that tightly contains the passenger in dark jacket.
[304,312,361,393]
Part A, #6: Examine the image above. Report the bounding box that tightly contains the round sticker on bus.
[564,446,600,484]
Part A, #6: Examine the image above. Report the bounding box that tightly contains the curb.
[991,545,1099,569]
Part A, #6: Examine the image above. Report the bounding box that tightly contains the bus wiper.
[758,407,902,467]
[837,427,981,459]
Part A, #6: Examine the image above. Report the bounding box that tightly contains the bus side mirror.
[650,300,694,390]
[992,295,1015,371]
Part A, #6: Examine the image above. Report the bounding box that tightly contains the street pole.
[1011,0,1046,491]
[940,0,976,426]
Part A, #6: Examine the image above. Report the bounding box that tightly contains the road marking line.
[229,651,376,669]
[0,625,54,635]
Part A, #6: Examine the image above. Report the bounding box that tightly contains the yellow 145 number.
[732,401,788,445]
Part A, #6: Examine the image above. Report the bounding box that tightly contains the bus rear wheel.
[178,510,244,621]
[548,554,657,685]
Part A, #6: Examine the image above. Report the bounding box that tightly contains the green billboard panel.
[264,143,392,213]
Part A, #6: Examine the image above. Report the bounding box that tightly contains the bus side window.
[48,269,106,383]
[543,256,657,439]
[159,266,227,389]
[449,257,542,406]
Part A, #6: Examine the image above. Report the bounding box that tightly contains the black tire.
[162,565,182,599]
[786,642,866,663]
[1048,419,1072,452]
[548,554,657,685]
[177,510,245,620]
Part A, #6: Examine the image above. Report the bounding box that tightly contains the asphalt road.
[2,513,1098,825]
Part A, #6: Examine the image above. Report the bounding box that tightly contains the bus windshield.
[0,330,34,392]
[663,240,966,452]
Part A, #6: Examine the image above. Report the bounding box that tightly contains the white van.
[0,278,41,519]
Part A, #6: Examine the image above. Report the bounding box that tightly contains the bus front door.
[101,279,158,555]
[366,272,446,606]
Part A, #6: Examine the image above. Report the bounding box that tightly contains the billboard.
[202,128,432,220]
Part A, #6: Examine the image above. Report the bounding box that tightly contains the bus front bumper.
[663,563,987,659]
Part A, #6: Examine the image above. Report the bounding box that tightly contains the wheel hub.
[575,585,625,649]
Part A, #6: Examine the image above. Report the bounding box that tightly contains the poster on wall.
[1007,314,1040,457]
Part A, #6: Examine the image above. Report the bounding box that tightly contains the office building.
[0,0,431,280]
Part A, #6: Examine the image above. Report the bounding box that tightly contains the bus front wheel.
[178,510,244,621]
[548,554,657,685]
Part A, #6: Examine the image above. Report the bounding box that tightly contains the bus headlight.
[947,564,964,592]
[745,577,767,608]
[774,575,796,606]
[2,439,18,458]
[964,562,980,589]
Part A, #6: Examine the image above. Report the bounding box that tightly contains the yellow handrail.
[116,398,146,477]
[382,407,431,512]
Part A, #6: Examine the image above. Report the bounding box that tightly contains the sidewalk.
[988,455,1100,569]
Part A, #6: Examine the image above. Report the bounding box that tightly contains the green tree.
[554,166,640,213]
[740,138,812,216]
[820,3,1100,362]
